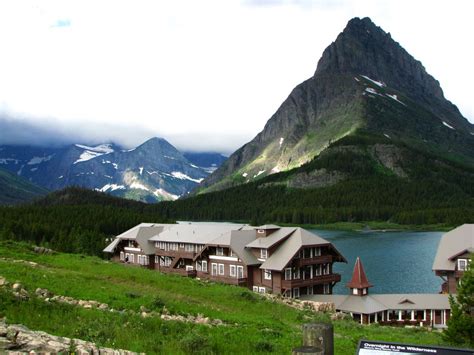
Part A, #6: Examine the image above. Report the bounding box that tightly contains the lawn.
[0,241,449,354]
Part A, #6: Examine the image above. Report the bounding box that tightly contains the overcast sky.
[0,0,472,154]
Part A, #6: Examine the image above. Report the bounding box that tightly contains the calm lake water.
[310,229,444,295]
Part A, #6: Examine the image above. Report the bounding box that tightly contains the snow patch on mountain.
[139,167,144,175]
[0,158,19,164]
[442,121,455,130]
[361,75,386,87]
[74,144,114,164]
[99,184,126,192]
[27,155,54,165]
[386,94,406,106]
[154,188,179,201]
[129,181,149,191]
[171,171,204,183]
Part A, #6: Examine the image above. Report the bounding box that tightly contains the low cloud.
[0,114,249,155]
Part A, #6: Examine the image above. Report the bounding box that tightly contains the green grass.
[0,241,449,354]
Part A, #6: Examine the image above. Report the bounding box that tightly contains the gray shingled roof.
[259,228,339,271]
[149,223,245,244]
[103,237,120,253]
[103,223,171,254]
[432,224,474,271]
[245,227,296,249]
[205,230,260,265]
[303,294,450,314]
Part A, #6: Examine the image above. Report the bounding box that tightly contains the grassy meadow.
[0,241,450,354]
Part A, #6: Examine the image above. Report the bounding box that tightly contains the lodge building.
[432,224,473,294]
[104,223,347,297]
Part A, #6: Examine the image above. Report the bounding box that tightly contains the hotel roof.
[432,224,474,271]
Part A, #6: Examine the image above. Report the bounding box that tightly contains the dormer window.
[216,247,224,256]
[457,259,469,271]
[257,229,265,234]
[260,248,268,259]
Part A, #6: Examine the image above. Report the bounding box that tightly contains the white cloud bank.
[0,0,472,154]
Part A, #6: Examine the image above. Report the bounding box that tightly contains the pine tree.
[444,257,474,347]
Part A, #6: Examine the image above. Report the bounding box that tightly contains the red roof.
[346,257,373,289]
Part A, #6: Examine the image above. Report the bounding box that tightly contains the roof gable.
[432,224,474,271]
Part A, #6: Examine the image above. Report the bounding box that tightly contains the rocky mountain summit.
[199,17,474,193]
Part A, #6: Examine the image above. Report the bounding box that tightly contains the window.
[259,287,266,293]
[323,284,330,294]
[237,266,244,278]
[120,252,124,261]
[293,288,300,298]
[458,259,468,271]
[216,247,224,256]
[252,286,259,292]
[230,265,236,277]
[211,263,218,276]
[257,229,265,234]
[202,261,208,272]
[218,263,225,275]
[314,247,321,256]
[186,265,194,271]
[155,256,159,264]
[362,288,367,295]
[315,265,322,276]
[229,249,235,257]
[196,261,202,271]
[293,267,300,279]
[303,248,311,259]
[285,268,292,280]
[264,269,272,280]
[130,254,134,263]
[179,243,184,249]
[307,286,313,295]
[185,244,194,252]
[260,249,268,259]
[352,288,358,295]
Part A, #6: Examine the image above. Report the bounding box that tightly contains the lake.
[310,229,444,294]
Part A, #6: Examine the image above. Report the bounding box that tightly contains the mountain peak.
[314,17,444,101]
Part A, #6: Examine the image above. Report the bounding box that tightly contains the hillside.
[158,131,474,226]
[199,17,474,194]
[0,241,450,354]
[0,167,48,205]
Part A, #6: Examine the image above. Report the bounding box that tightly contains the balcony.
[155,249,197,259]
[281,273,341,288]
[295,255,333,267]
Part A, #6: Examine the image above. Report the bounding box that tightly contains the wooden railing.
[281,273,341,288]
[296,255,333,267]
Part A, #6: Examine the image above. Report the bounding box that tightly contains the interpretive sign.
[357,340,474,355]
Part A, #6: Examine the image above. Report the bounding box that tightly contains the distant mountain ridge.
[198,17,474,193]
[0,138,227,203]
[0,167,48,205]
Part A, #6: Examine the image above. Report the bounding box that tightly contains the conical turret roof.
[346,257,373,289]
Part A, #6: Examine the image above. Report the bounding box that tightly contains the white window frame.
[237,266,244,278]
[285,268,292,281]
[352,288,358,295]
[218,263,225,275]
[202,260,208,272]
[457,259,468,271]
[211,263,218,276]
[120,252,124,261]
[252,286,259,292]
[186,265,194,271]
[259,287,266,293]
[230,265,236,277]
[324,284,330,294]
[264,269,272,280]
[155,256,159,264]
[196,261,202,271]
[293,287,300,298]
[216,247,224,256]
[260,249,268,259]
[130,254,134,263]
[314,247,321,256]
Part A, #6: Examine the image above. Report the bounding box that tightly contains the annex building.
[303,224,473,328]
[103,222,347,297]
